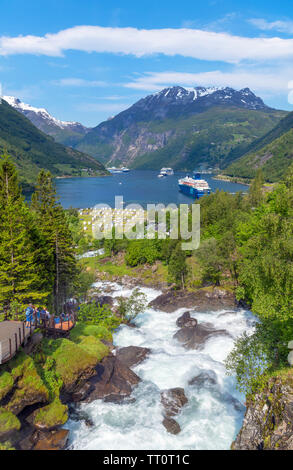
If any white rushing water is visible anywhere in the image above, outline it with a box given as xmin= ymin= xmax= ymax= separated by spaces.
xmin=68 ymin=282 xmax=255 ymax=450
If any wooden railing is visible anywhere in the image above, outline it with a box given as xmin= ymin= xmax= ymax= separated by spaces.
xmin=26 ymin=311 xmax=77 ymax=335
xmin=0 ymin=321 xmax=31 ymax=364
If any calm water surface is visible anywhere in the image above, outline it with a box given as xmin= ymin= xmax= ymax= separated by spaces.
xmin=55 ymin=171 xmax=248 ymax=209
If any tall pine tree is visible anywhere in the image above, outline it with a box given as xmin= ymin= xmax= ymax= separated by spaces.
xmin=31 ymin=170 xmax=77 ymax=314
xmin=0 ymin=154 xmax=48 ymax=311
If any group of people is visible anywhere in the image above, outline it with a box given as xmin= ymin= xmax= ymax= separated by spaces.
xmin=25 ymin=304 xmax=73 ymax=328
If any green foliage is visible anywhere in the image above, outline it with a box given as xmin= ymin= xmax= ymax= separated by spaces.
xmin=224 ymin=112 xmax=293 ymax=182
xmin=0 ymin=408 xmax=21 ymax=437
xmin=78 ymin=302 xmax=120 ymax=330
xmin=125 ymin=239 xmax=163 ymax=266
xmin=248 ymin=169 xmax=265 ymax=207
xmin=41 ymin=338 xmax=98 ymax=389
xmin=0 ymin=99 xmax=106 ymax=190
xmin=0 ymin=440 xmax=15 ymax=450
xmin=225 ymin=329 xmax=268 ymax=394
xmin=167 ymin=243 xmax=189 ymax=288
xmin=222 ymin=167 xmax=293 ymax=393
xmin=32 ymin=399 xmax=68 ymax=430
xmin=70 ymin=322 xmax=113 ymax=342
xmin=31 ymin=170 xmax=77 ymax=313
xmin=78 ymin=103 xmax=284 ymax=170
xmin=74 ymin=335 xmax=109 ymax=359
xmin=0 ymin=155 xmax=49 ymax=309
xmin=4 ymin=352 xmax=49 ymax=414
xmin=116 ymin=288 xmax=147 ymax=322
xmin=0 ymin=372 xmax=14 ymax=401
xmin=73 ymin=270 xmax=96 ymax=302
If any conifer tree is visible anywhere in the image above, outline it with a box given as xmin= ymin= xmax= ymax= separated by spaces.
xmin=248 ymin=168 xmax=265 ymax=207
xmin=31 ymin=170 xmax=77 ymax=314
xmin=0 ymin=154 xmax=48 ymax=311
xmin=168 ymin=243 xmax=189 ymax=289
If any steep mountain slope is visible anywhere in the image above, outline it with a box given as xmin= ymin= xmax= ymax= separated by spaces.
xmin=3 ymin=96 xmax=90 ymax=147
xmin=223 ymin=111 xmax=293 ymax=182
xmin=75 ymin=86 xmax=286 ymax=170
xmin=0 ymin=99 xmax=107 ymax=190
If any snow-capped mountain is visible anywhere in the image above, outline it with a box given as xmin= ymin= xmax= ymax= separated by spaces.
xmin=2 ymin=96 xmax=90 ymax=146
xmin=75 ymin=85 xmax=279 ymax=171
xmin=135 ymin=86 xmax=269 ymax=115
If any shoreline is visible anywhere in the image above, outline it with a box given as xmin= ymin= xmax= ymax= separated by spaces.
xmin=212 ymin=174 xmax=251 ymax=186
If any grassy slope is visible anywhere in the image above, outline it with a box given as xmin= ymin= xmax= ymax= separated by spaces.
xmin=223 ymin=111 xmax=293 ymax=182
xmin=0 ymin=100 xmax=108 ymax=190
xmin=77 ymin=106 xmax=286 ymax=170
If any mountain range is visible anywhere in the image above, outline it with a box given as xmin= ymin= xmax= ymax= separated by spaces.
xmin=4 ymin=86 xmax=292 ymax=182
xmin=3 ymin=96 xmax=90 ymax=147
xmin=0 ymin=98 xmax=107 ymax=190
xmin=74 ymin=86 xmax=286 ymax=171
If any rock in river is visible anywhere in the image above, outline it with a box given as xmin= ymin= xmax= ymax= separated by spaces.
xmin=115 ymin=346 xmax=150 ymax=368
xmin=188 ymin=370 xmax=218 ymax=388
xmin=176 ymin=311 xmax=197 ymax=328
xmin=173 ymin=322 xmax=231 ymax=350
xmin=84 ymin=355 xmax=141 ymax=403
xmin=149 ymin=288 xmax=236 ymax=312
xmin=162 ymin=417 xmax=181 ymax=435
xmin=161 ymin=387 xmax=188 ymax=418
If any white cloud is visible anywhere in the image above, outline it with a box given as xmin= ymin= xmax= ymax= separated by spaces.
xmin=249 ymin=18 xmax=293 ymax=35
xmin=123 ymin=69 xmax=292 ymax=94
xmin=53 ymin=78 xmax=107 ymax=87
xmin=1 ymin=25 xmax=293 ymax=63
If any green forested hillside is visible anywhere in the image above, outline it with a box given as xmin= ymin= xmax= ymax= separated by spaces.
xmin=78 ymin=106 xmax=286 ymax=171
xmin=131 ymin=107 xmax=286 ymax=170
xmin=0 ymin=100 xmax=107 ymax=190
xmin=223 ymin=111 xmax=293 ymax=181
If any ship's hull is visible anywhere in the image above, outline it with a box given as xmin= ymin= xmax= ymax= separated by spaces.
xmin=178 ymin=183 xmax=211 ymax=199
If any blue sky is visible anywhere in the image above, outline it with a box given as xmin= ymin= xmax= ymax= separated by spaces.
xmin=1 ymin=0 xmax=293 ymax=126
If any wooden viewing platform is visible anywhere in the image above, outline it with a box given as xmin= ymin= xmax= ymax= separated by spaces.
xmin=0 ymin=314 xmax=77 ymax=365
xmin=0 ymin=321 xmax=33 ymax=364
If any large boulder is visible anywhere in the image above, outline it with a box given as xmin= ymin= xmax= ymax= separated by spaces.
xmin=44 ymin=338 xmax=101 ymax=397
xmin=115 ymin=346 xmax=150 ymax=368
xmin=149 ymin=288 xmax=236 ymax=312
xmin=5 ymin=354 xmax=49 ymax=415
xmin=95 ymin=295 xmax=114 ymax=308
xmin=84 ymin=355 xmax=141 ymax=403
xmin=232 ymin=378 xmax=293 ymax=450
xmin=32 ymin=429 xmax=69 ymax=450
xmin=162 ymin=417 xmax=181 ymax=435
xmin=173 ymin=322 xmax=231 ymax=350
xmin=161 ymin=388 xmax=188 ymax=418
xmin=0 ymin=408 xmax=21 ymax=440
xmin=26 ymin=400 xmax=68 ymax=431
xmin=188 ymin=371 xmax=218 ymax=388
xmin=176 ymin=312 xmax=197 ymax=328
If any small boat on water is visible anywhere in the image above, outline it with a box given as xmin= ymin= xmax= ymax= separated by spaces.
xmin=160 ymin=167 xmax=174 ymax=175
xmin=178 ymin=172 xmax=211 ymax=199
xmin=158 ymin=167 xmax=174 ymax=178
xmin=107 ymin=166 xmax=130 ymax=174
xmin=107 ymin=167 xmax=122 ymax=174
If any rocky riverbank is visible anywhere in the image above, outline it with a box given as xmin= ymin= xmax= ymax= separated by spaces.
xmin=232 ymin=373 xmax=293 ymax=450
xmin=0 ymin=280 xmax=256 ymax=450
xmin=148 ymin=287 xmax=236 ymax=312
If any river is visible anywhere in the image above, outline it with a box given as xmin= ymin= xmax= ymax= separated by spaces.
xmin=67 ymin=282 xmax=255 ymax=450
xmin=55 ymin=171 xmax=248 ymax=209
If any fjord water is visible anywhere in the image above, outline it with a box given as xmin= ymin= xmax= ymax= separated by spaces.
xmin=55 ymin=171 xmax=248 ymax=208
xmin=67 ymin=283 xmax=255 ymax=450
